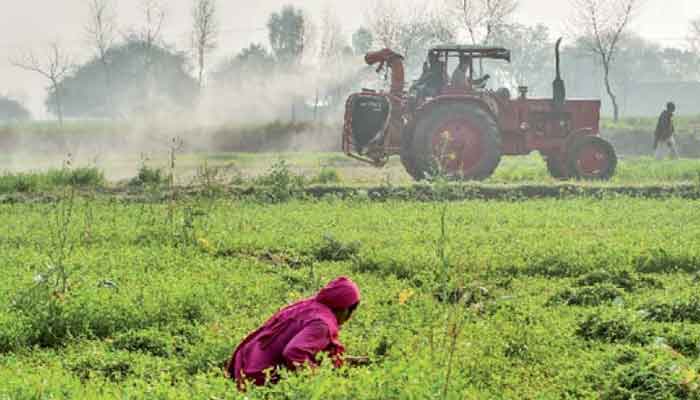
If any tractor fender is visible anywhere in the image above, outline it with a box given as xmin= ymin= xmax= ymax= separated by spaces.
xmin=407 ymin=96 xmax=497 ymax=142
xmin=562 ymin=128 xmax=596 ymax=150
xmin=414 ymin=96 xmax=498 ymax=123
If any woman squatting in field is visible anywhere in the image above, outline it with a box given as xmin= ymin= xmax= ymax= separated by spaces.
xmin=227 ymin=276 xmax=362 ymax=391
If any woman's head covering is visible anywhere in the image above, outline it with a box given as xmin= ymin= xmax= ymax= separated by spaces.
xmin=315 ymin=276 xmax=361 ymax=310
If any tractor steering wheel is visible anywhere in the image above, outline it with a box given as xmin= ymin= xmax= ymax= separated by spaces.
xmin=472 ymin=74 xmax=491 ymax=89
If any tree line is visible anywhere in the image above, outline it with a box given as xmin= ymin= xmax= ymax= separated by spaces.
xmin=3 ymin=0 xmax=700 ymax=123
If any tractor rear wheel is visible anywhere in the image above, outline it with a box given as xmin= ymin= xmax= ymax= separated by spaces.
xmin=409 ymin=103 xmax=502 ymax=180
xmin=566 ymin=136 xmax=617 ymax=180
xmin=400 ymin=129 xmax=419 ymax=179
xmin=544 ymin=153 xmax=570 ymax=179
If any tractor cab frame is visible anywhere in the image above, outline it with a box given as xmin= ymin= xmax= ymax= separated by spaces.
xmin=420 ymin=45 xmax=511 ymax=90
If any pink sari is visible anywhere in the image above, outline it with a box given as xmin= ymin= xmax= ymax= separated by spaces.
xmin=227 ymin=277 xmax=361 ymax=390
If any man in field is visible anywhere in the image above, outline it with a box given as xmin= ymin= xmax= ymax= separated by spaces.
xmin=654 ymin=102 xmax=680 ymax=160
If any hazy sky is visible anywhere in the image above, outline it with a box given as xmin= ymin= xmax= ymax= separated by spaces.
xmin=1 ymin=0 xmax=699 ymax=117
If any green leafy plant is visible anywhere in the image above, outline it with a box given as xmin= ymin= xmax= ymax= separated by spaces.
xmin=577 ymin=311 xmax=650 ymax=344
xmin=313 ymin=234 xmax=360 ymax=262
xmin=130 ymin=164 xmax=164 ymax=187
xmin=548 ymin=285 xmax=625 ymax=307
xmin=603 ymin=349 xmax=699 ymax=400
xmin=642 ymin=297 xmax=700 ymax=323
xmin=576 ymin=269 xmax=663 ymax=292
xmin=254 ymin=160 xmax=306 ymax=202
xmin=313 ymin=168 xmax=341 ymax=185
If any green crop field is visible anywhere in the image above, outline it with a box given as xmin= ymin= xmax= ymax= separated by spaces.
xmin=1 ymin=160 xmax=700 ymax=399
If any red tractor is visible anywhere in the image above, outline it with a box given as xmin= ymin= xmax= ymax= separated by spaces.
xmin=342 ymin=39 xmax=617 ymax=180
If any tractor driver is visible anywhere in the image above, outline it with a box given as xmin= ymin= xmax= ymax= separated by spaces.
xmin=415 ymin=51 xmax=447 ymax=97
xmin=451 ymin=54 xmax=490 ymax=90
xmin=451 ymin=55 xmax=470 ymax=88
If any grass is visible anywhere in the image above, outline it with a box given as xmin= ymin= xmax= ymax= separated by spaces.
xmin=133 ymin=153 xmax=700 ymax=186
xmin=1 ymin=195 xmax=700 ymax=398
xmin=0 ymin=155 xmax=698 ymax=197
xmin=0 ymin=167 xmax=105 ymax=193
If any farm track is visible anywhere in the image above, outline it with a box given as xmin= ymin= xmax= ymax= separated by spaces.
xmin=1 ymin=182 xmax=699 ymax=203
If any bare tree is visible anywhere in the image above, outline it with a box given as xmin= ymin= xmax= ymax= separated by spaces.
xmin=570 ymin=0 xmax=643 ymax=121
xmin=450 ymin=0 xmax=518 ymax=45
xmin=10 ymin=44 xmax=72 ymax=125
xmin=492 ymin=23 xmax=553 ymax=94
xmin=366 ymin=0 xmax=454 ymax=68
xmin=191 ymin=0 xmax=219 ymax=89
xmin=138 ymin=0 xmax=166 ymax=69
xmin=314 ymin=7 xmax=352 ymax=118
xmin=134 ymin=0 xmax=165 ymax=109
xmin=690 ymin=16 xmax=700 ymax=53
xmin=318 ymin=6 xmax=347 ymax=62
xmin=366 ymin=0 xmax=401 ymax=51
xmin=86 ymin=0 xmax=117 ymax=115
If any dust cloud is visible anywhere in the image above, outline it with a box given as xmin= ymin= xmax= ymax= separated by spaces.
xmin=0 ymin=53 xmax=375 ymax=181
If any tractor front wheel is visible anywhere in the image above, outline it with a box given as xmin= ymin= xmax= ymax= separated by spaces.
xmin=409 ymin=103 xmax=502 ymax=180
xmin=566 ymin=136 xmax=617 ymax=180
xmin=544 ymin=152 xmax=570 ymax=180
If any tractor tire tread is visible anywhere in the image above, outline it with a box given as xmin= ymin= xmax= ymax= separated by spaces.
xmin=566 ymin=135 xmax=618 ymax=181
xmin=410 ymin=102 xmax=501 ymax=181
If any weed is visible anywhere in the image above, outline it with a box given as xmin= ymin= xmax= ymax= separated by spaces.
xmin=577 ymin=311 xmax=650 ymax=344
xmin=434 ymin=284 xmax=492 ymax=306
xmin=193 ymin=160 xmax=226 ymax=196
xmin=548 ymin=285 xmax=625 ymax=307
xmin=504 ymin=338 xmax=530 ymax=360
xmin=61 ymin=167 xmax=104 ymax=187
xmin=65 ymin=350 xmax=136 ymax=382
xmin=130 ymin=164 xmax=164 ymax=187
xmin=641 ymin=297 xmax=700 ymax=323
xmin=39 ymin=161 xmax=82 ymax=295
xmin=0 ymin=167 xmax=104 ymax=193
xmin=635 ymin=248 xmax=700 ymax=274
xmin=603 ymin=349 xmax=699 ymax=399
xmin=352 ymin=254 xmax=416 ymax=281
xmin=576 ymin=269 xmax=663 ymax=292
xmin=313 ymin=168 xmax=341 ymax=185
xmin=432 ymin=202 xmax=472 ymax=399
xmin=112 ymin=328 xmax=174 ymax=357
xmin=313 ymin=234 xmax=360 ymax=262
xmin=518 ymin=255 xmax=592 ymax=278
xmin=254 ymin=160 xmax=306 ymax=202
xmin=664 ymin=332 xmax=700 ymax=358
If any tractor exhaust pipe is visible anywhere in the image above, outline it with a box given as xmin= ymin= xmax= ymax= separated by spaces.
xmin=552 ymin=38 xmax=566 ymax=110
